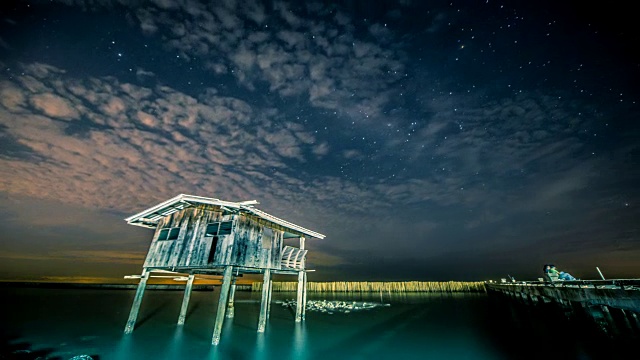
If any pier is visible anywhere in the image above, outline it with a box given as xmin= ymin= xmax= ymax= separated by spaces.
xmin=485 ymin=279 xmax=640 ymax=313
xmin=485 ymin=279 xmax=640 ymax=336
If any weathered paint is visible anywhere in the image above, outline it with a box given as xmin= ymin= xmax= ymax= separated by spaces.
xmin=144 ymin=206 xmax=227 ymax=268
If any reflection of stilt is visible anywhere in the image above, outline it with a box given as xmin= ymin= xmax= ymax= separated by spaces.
xmin=124 ymin=270 xmax=149 ymax=334
xmin=630 ymin=312 xmax=640 ymax=330
xmin=178 ymin=274 xmax=195 ymax=325
xmin=212 ymin=266 xmax=233 ymax=345
xmin=258 ymin=268 xmax=271 ymax=332
xmin=292 ymin=322 xmax=307 ymax=360
xmin=600 ymin=305 xmax=619 ymax=336
xmin=226 ymin=277 xmax=236 ymax=319
xmin=619 ymin=309 xmax=634 ymax=332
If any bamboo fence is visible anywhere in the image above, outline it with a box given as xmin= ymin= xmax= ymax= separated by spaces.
xmin=251 ymin=281 xmax=485 ymax=293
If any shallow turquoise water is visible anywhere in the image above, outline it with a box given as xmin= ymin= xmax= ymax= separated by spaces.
xmin=0 ymin=287 xmax=635 ymax=359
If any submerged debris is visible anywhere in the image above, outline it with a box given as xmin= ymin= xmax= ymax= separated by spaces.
xmin=277 ymin=299 xmax=390 ymax=314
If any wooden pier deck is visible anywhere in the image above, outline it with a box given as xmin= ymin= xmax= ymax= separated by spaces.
xmin=485 ymin=279 xmax=640 ymax=313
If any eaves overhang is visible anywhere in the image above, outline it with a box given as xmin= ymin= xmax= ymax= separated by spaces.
xmin=125 ymin=194 xmax=325 ymax=239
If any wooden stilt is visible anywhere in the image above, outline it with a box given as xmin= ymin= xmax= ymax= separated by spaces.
xmin=302 ymin=271 xmax=308 ymax=320
xmin=257 ymin=268 xmax=271 ymax=332
xmin=212 ymin=266 xmax=233 ymax=345
xmin=295 ymin=236 xmax=306 ymax=322
xmin=266 ymin=279 xmax=273 ymax=319
xmin=295 ymin=270 xmax=304 ymax=322
xmin=226 ymin=277 xmax=236 ymax=319
xmin=177 ymin=274 xmax=195 ymax=325
xmin=124 ymin=269 xmax=150 ymax=334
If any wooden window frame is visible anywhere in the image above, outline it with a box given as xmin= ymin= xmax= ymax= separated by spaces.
xmin=158 ymin=227 xmax=180 ymax=241
xmin=205 ymin=221 xmax=233 ymax=237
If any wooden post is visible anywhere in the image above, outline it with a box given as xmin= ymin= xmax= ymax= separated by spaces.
xmin=302 ymin=271 xmax=308 ymax=320
xmin=177 ymin=274 xmax=195 ymax=325
xmin=295 ymin=237 xmax=306 ymax=322
xmin=212 ymin=266 xmax=233 ymax=345
xmin=257 ymin=268 xmax=271 ymax=332
xmin=124 ymin=269 xmax=150 ymax=334
xmin=266 ymin=279 xmax=273 ymax=319
xmin=226 ymin=277 xmax=236 ymax=319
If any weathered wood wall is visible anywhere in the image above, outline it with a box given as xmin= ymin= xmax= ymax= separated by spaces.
xmin=144 ymin=205 xmax=228 ymax=268
xmin=143 ymin=206 xmax=287 ymax=270
xmin=232 ymin=215 xmax=283 ymax=269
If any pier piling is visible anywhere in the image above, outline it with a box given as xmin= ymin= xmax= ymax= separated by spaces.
xmin=177 ymin=274 xmax=195 ymax=325
xmin=124 ymin=270 xmax=149 ymax=334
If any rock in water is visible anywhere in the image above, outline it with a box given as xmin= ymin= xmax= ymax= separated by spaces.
xmin=69 ymin=355 xmax=94 ymax=360
xmin=280 ymin=299 xmax=390 ymax=314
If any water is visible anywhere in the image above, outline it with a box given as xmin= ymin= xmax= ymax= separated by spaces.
xmin=1 ymin=287 xmax=636 ymax=359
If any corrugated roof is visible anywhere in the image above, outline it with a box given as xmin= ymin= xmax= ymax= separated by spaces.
xmin=124 ymin=194 xmax=325 ymax=239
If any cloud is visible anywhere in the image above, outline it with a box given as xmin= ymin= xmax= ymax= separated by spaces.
xmin=0 ymin=63 xmax=328 ymax=215
xmin=30 ymin=93 xmax=80 ymax=120
xmin=0 ymin=82 xmax=27 ymax=110
xmin=53 ymin=0 xmax=408 ymax=123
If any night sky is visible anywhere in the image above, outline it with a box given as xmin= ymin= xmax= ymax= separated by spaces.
xmin=1 ymin=0 xmax=638 ymax=283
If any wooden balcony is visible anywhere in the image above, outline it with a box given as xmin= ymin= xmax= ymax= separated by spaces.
xmin=280 ymin=246 xmax=307 ymax=270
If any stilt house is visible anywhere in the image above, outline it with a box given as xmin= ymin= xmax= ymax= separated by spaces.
xmin=122 ymin=194 xmax=325 ymax=345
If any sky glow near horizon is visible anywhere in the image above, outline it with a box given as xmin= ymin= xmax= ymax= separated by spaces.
xmin=0 ymin=0 xmax=638 ymax=282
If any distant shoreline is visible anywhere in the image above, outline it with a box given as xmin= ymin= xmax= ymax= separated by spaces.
xmin=0 ymin=281 xmax=220 ymax=291
xmin=1 ymin=280 xmax=486 ymax=292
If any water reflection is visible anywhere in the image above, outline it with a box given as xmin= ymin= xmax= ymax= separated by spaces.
xmin=111 ymin=334 xmax=133 ymax=360
xmin=206 ymin=344 xmax=223 ymax=360
xmin=486 ymin=290 xmax=640 ymax=359
xmin=165 ymin=327 xmax=185 ymax=360
xmin=291 ymin=322 xmax=308 ymax=360
xmin=253 ymin=332 xmax=268 ymax=360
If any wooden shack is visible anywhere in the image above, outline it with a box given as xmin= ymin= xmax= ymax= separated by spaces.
xmin=122 ymin=194 xmax=325 ymax=345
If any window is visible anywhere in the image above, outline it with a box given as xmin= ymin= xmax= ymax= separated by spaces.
xmin=158 ymin=227 xmax=180 ymax=241
xmin=205 ymin=221 xmax=233 ymax=237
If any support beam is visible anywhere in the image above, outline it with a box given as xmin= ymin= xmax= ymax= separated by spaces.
xmin=226 ymin=277 xmax=237 ymax=319
xmin=258 ymin=268 xmax=271 ymax=332
xmin=212 ymin=266 xmax=233 ymax=345
xmin=177 ymin=274 xmax=195 ymax=325
xmin=124 ymin=269 xmax=150 ymax=334
xmin=295 ymin=237 xmax=306 ymax=322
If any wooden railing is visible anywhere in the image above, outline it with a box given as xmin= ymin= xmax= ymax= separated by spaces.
xmin=280 ymin=246 xmax=307 ymax=270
